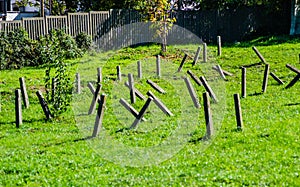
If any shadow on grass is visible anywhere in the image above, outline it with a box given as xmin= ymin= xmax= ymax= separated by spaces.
xmin=248 ymin=92 xmax=263 ymax=96
xmin=223 ymin=35 xmax=300 ymax=47
xmin=284 ymin=103 xmax=300 ymax=106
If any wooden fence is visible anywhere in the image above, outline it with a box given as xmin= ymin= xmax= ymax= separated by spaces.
xmin=0 ymin=6 xmax=290 ymax=45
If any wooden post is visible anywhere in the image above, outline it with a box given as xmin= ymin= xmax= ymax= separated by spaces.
xmin=252 ymin=46 xmax=266 ymax=63
xmin=215 ymin=64 xmax=226 ymax=80
xmin=124 ymin=81 xmax=146 ymax=100
xmin=234 ymin=93 xmax=243 ymax=130
xmin=15 ymin=89 xmax=22 ymax=128
xmin=212 ymin=66 xmax=233 ymax=76
xmin=187 ymin=70 xmax=202 ymax=86
xmin=262 ymin=64 xmax=270 ymax=93
xmin=97 ymin=67 xmax=102 ymax=83
xmin=192 ymin=46 xmax=201 ymax=66
xmin=117 ymin=66 xmax=121 ymax=81
xmin=128 ymin=73 xmax=136 ymax=104
xmin=146 ymin=79 xmax=166 ymax=94
xmin=92 ymin=94 xmax=106 ymax=137
xmin=217 ymin=36 xmax=221 ymax=56
xmin=241 ymin=67 xmax=246 ymax=98
xmin=285 ymin=74 xmax=300 ymax=89
xmin=88 ymin=83 xmax=102 ymax=115
xmin=270 ymin=72 xmax=284 ymax=85
xmin=119 ymin=98 xmax=146 ymax=121
xmin=36 ymin=90 xmax=52 ymax=120
xmin=183 ymin=77 xmax=200 ymax=108
xmin=286 ymin=64 xmax=300 ymax=74
xmin=203 ymin=92 xmax=213 ymax=139
xmin=76 ymin=73 xmax=81 ymax=94
xmin=130 ymin=97 xmax=153 ymax=129
xmin=87 ymin=82 xmax=96 ymax=95
xmin=156 ymin=55 xmax=161 ymax=77
xmin=177 ymin=53 xmax=188 ymax=72
xmin=199 ymin=76 xmax=218 ymax=103
xmin=137 ymin=61 xmax=142 ymax=79
xmin=19 ymin=77 xmax=29 ymax=108
xmin=203 ymin=43 xmax=207 ymax=63
xmin=147 ymin=91 xmax=173 ymax=116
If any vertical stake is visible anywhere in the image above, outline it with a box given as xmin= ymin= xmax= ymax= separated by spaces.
xmin=36 ymin=90 xmax=52 ymax=120
xmin=137 ymin=61 xmax=142 ymax=79
xmin=262 ymin=64 xmax=270 ymax=93
xmin=217 ymin=36 xmax=222 ymax=56
xmin=88 ymin=83 xmax=102 ymax=115
xmin=192 ymin=46 xmax=201 ymax=66
xmin=128 ymin=73 xmax=136 ymax=104
xmin=177 ymin=53 xmax=188 ymax=72
xmin=183 ymin=77 xmax=200 ymax=108
xmin=234 ymin=93 xmax=243 ymax=130
xmin=241 ymin=67 xmax=246 ymax=98
xmin=92 ymin=94 xmax=107 ymax=137
xmin=203 ymin=92 xmax=213 ymax=139
xmin=203 ymin=43 xmax=207 ymax=63
xmin=130 ymin=97 xmax=153 ymax=129
xmin=19 ymin=77 xmax=29 ymax=108
xmin=76 ymin=73 xmax=81 ymax=94
xmin=199 ymin=76 xmax=218 ymax=103
xmin=156 ymin=55 xmax=161 ymax=78
xmin=97 ymin=67 xmax=102 ymax=83
xmin=15 ymin=89 xmax=22 ymax=128
xmin=117 ymin=66 xmax=121 ymax=81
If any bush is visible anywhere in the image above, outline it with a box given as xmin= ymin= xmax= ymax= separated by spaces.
xmin=0 ymin=28 xmax=36 ymax=69
xmin=75 ymin=32 xmax=92 ymax=52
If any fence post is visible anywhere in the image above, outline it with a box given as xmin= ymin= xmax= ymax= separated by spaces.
xmin=128 ymin=73 xmax=136 ymax=104
xmin=147 ymin=91 xmax=173 ymax=116
xmin=183 ymin=77 xmax=200 ymax=108
xmin=19 ymin=77 xmax=29 ymax=108
xmin=203 ymin=92 xmax=213 ymax=139
xmin=252 ymin=46 xmax=266 ymax=63
xmin=92 ymin=94 xmax=106 ymax=137
xmin=199 ymin=76 xmax=218 ymax=103
xmin=217 ymin=36 xmax=221 ymax=56
xmin=88 ymin=83 xmax=102 ymax=115
xmin=241 ymin=67 xmax=246 ymax=98
xmin=76 ymin=73 xmax=81 ymax=94
xmin=177 ymin=53 xmax=188 ymax=72
xmin=137 ymin=61 xmax=142 ymax=79
xmin=130 ymin=97 xmax=153 ymax=129
xmin=156 ymin=55 xmax=161 ymax=77
xmin=187 ymin=70 xmax=202 ymax=86
xmin=203 ymin=43 xmax=207 ymax=63
xmin=87 ymin=82 xmax=96 ymax=95
xmin=36 ymin=90 xmax=52 ymax=120
xmin=234 ymin=93 xmax=243 ymax=130
xmin=146 ymin=79 xmax=166 ymax=94
xmin=262 ymin=64 xmax=270 ymax=93
xmin=215 ymin=65 xmax=226 ymax=80
xmin=119 ymin=98 xmax=146 ymax=121
xmin=270 ymin=72 xmax=284 ymax=85
xmin=15 ymin=89 xmax=22 ymax=128
xmin=117 ymin=66 xmax=121 ymax=81
xmin=97 ymin=67 xmax=102 ymax=83
xmin=192 ymin=46 xmax=201 ymax=66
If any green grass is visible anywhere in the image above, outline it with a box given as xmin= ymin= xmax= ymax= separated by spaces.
xmin=1 ymin=36 xmax=300 ymax=186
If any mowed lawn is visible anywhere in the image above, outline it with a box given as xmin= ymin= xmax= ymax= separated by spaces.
xmin=0 ymin=36 xmax=300 ymax=186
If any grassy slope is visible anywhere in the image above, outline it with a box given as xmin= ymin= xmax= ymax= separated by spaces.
xmin=0 ymin=37 xmax=300 ymax=186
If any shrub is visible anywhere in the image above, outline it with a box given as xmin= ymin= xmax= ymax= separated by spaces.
xmin=75 ymin=32 xmax=92 ymax=52
xmin=0 ymin=28 xmax=36 ymax=69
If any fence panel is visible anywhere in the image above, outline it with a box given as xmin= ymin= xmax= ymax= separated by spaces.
xmin=68 ymin=13 xmax=90 ymax=37
xmin=46 ymin=15 xmax=68 ymax=34
xmin=0 ymin=21 xmax=22 ymax=33
xmin=22 ymin=17 xmax=45 ymax=40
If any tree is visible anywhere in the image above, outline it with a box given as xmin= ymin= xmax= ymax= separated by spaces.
xmin=134 ymin=0 xmax=176 ymax=54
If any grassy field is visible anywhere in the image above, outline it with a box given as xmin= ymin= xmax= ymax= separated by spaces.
xmin=1 ymin=36 xmax=300 ymax=186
